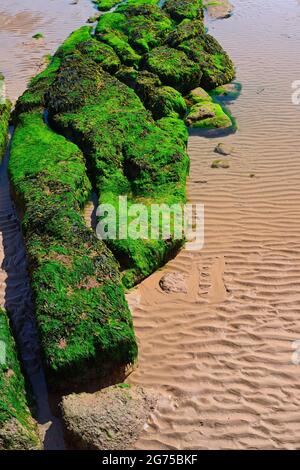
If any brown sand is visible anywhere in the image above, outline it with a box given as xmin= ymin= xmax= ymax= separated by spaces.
xmin=127 ymin=0 xmax=300 ymax=450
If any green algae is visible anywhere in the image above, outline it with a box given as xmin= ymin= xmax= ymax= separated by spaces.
xmin=0 ymin=309 xmax=40 ymax=449
xmin=95 ymin=0 xmax=121 ymax=11
xmin=9 ymin=112 xmax=137 ymax=385
xmin=145 ymin=46 xmax=202 ymax=93
xmin=9 ymin=0 xmax=237 ymax=387
xmin=44 ymin=53 xmax=189 ymax=286
xmin=185 ymin=85 xmax=232 ymax=129
xmin=163 ymin=0 xmax=204 ymax=22
xmin=0 ymin=102 xmax=10 ymax=160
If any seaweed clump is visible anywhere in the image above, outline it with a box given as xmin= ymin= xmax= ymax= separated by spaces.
xmin=0 ymin=309 xmax=40 ymax=449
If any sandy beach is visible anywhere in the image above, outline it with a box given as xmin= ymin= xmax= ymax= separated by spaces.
xmin=1 ymin=0 xmax=300 ymax=451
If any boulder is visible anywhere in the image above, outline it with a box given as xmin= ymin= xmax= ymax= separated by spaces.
xmin=185 ymin=101 xmax=232 ymax=129
xmin=61 ymin=385 xmax=158 ymax=450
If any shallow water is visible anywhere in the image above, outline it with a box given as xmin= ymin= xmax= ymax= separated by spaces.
xmin=127 ymin=0 xmax=300 ymax=450
xmin=0 ymin=0 xmax=95 ymax=102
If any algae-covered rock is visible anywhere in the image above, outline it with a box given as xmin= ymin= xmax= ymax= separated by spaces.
xmin=163 ymin=0 xmax=204 ymax=22
xmin=186 ymin=85 xmax=234 ymax=130
xmin=0 ymin=72 xmax=11 ymax=160
xmin=0 ymin=309 xmax=40 ymax=450
xmin=186 ymin=101 xmax=232 ymax=129
xmin=133 ymin=71 xmax=186 ymax=119
xmin=145 ymin=46 xmax=202 ymax=93
xmin=215 ymin=142 xmax=233 ymax=156
xmin=210 ymin=82 xmax=242 ymax=101
xmin=77 ymin=39 xmax=121 ymax=73
xmin=61 ymin=384 xmax=158 ymax=450
xmin=147 ymin=86 xmax=187 ymax=120
xmin=188 ymin=86 xmax=212 ymax=104
xmin=45 ymin=52 xmax=189 ymax=287
xmin=96 ymin=0 xmax=121 ymax=11
xmin=159 ymin=271 xmax=188 ymax=294
xmin=204 ymin=0 xmax=233 ymax=19
xmin=95 ymin=13 xmax=142 ymax=66
xmin=9 ymin=111 xmax=138 ymax=386
xmin=115 ymin=3 xmax=173 ymax=53
xmin=211 ymin=159 xmax=230 ymax=169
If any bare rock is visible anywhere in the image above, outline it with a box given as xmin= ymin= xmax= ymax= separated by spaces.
xmin=215 ymin=142 xmax=233 ymax=156
xmin=159 ymin=271 xmax=188 ymax=294
xmin=61 ymin=385 xmax=158 ymax=450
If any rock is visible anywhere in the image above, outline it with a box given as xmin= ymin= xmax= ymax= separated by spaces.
xmin=159 ymin=271 xmax=188 ymax=294
xmin=0 ymin=417 xmax=40 ymax=450
xmin=185 ymin=101 xmax=232 ymax=129
xmin=210 ymin=82 xmax=241 ymax=101
xmin=204 ymin=0 xmax=234 ymax=19
xmin=215 ymin=142 xmax=233 ymax=156
xmin=145 ymin=46 xmax=202 ymax=93
xmin=188 ymin=86 xmax=212 ymax=104
xmin=211 ymin=159 xmax=230 ymax=169
xmin=61 ymin=385 xmax=158 ymax=450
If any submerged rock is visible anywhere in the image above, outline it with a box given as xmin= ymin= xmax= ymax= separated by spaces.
xmin=61 ymin=384 xmax=158 ymax=450
xmin=159 ymin=272 xmax=188 ymax=294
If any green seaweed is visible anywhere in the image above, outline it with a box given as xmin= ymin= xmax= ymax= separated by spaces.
xmin=45 ymin=53 xmax=189 ymax=286
xmin=9 ymin=112 xmax=137 ymax=384
xmin=0 ymin=309 xmax=40 ymax=449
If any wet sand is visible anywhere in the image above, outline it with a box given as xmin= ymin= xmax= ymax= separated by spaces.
xmin=0 ymin=0 xmax=95 ymax=102
xmin=127 ymin=0 xmax=300 ymax=450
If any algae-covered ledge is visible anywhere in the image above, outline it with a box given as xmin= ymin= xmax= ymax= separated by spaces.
xmin=10 ymin=0 xmax=235 ymax=387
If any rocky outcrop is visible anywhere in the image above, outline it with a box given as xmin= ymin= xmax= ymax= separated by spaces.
xmin=186 ymin=86 xmax=232 ymax=129
xmin=61 ymin=384 xmax=157 ymax=450
xmin=0 ymin=309 xmax=41 ymax=450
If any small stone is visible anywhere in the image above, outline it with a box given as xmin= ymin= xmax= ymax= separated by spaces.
xmin=159 ymin=272 xmax=188 ymax=294
xmin=211 ymin=159 xmax=230 ymax=169
xmin=215 ymin=143 xmax=233 ymax=156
